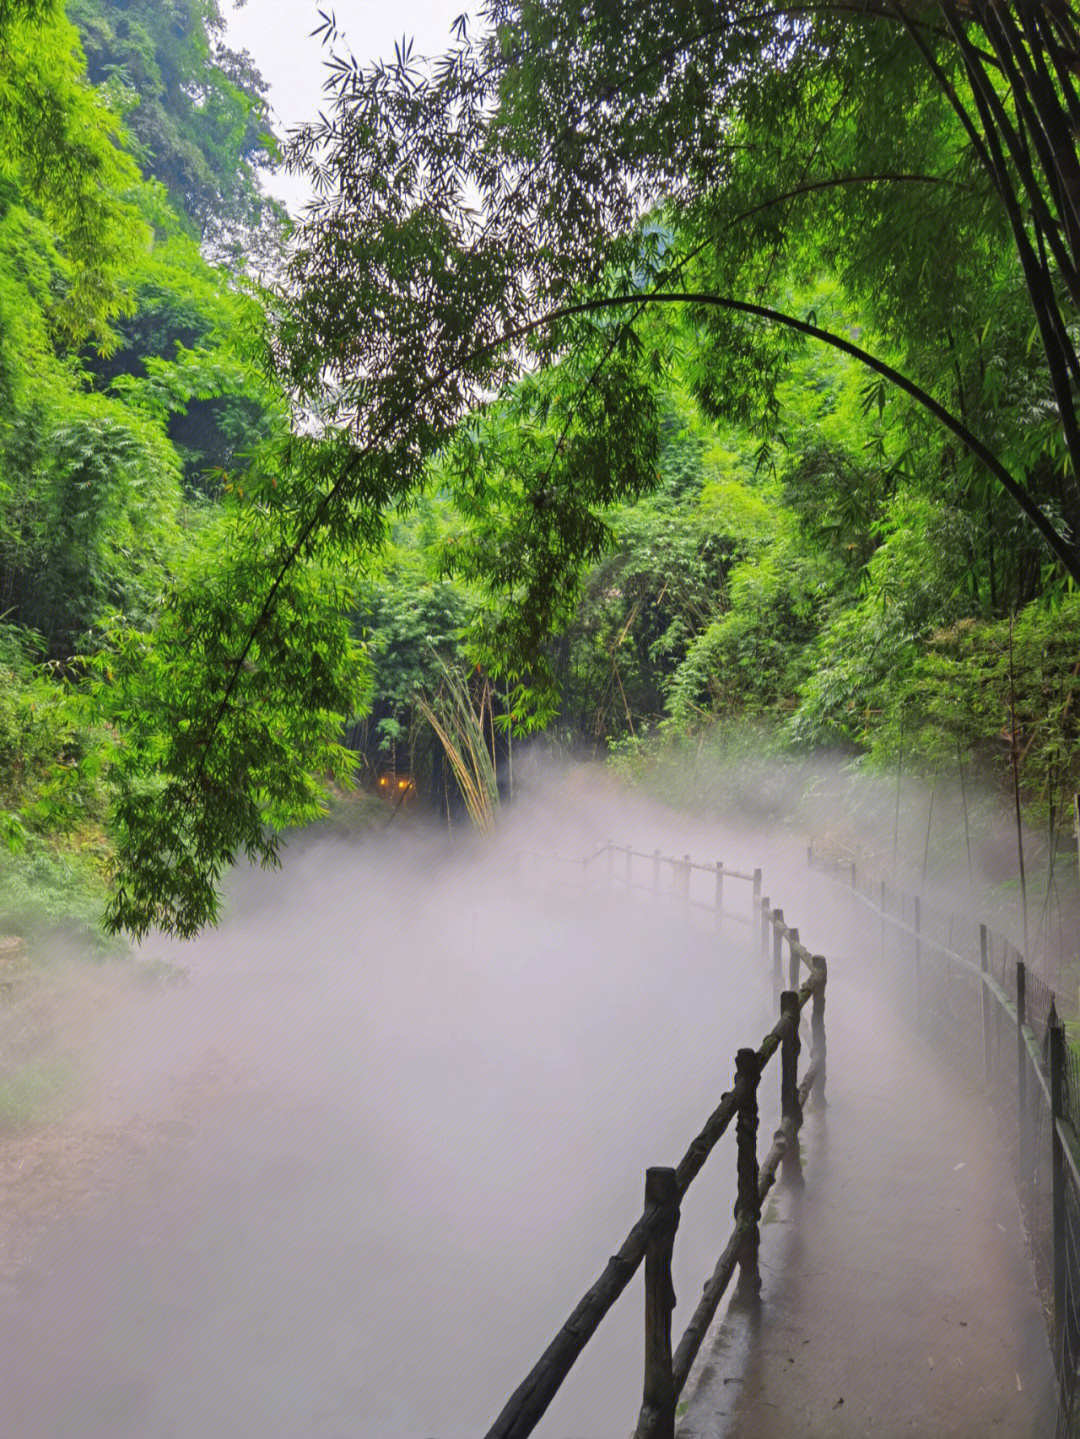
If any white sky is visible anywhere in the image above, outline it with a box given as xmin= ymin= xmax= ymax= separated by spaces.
xmin=223 ymin=0 xmax=478 ymax=213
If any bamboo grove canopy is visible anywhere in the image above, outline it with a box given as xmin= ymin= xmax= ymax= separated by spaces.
xmin=105 ymin=0 xmax=1080 ymax=934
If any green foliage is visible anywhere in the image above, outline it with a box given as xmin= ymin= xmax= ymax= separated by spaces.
xmin=68 ymin=0 xmax=281 ymax=249
xmin=87 ymin=188 xmax=283 ymax=494
xmin=0 ymin=1055 xmax=75 ymax=1125
xmin=0 ymin=390 xmax=183 ymax=653
xmin=553 ymin=411 xmax=727 ymax=741
xmin=417 ymin=661 xmax=500 ymax=835
xmin=0 ymin=0 xmax=145 ymax=349
xmin=443 ymin=331 xmax=665 ymax=716
xmin=0 ymin=626 xmax=103 ymax=831
xmin=262 ymin=1 xmax=1080 ymax=750
xmin=9 ymin=0 xmax=1080 ymax=934
xmin=357 ymin=508 xmax=472 ymax=729
xmin=0 ymin=0 xmax=353 ymax=945
xmin=0 ymin=623 xmax=112 ymax=940
xmin=789 ymin=493 xmax=979 ymax=752
xmin=97 ymin=509 xmax=367 ymax=939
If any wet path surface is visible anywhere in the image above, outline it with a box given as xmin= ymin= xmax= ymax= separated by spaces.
xmin=678 ymin=957 xmax=1057 ymax=1438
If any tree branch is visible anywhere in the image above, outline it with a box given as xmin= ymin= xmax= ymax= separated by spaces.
xmin=499 ymin=290 xmax=1079 ymax=583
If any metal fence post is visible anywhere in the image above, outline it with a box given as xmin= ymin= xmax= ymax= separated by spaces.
xmin=1050 ymin=1022 xmax=1067 ymax=1369
xmin=979 ymin=924 xmax=992 ymax=1084
xmin=734 ymin=1048 xmax=762 ymax=1299
xmin=636 ymin=1167 xmax=680 ymax=1439
xmin=811 ymin=958 xmax=828 ymax=1108
xmin=1017 ymin=958 xmax=1028 ymax=1192
xmin=715 ymin=862 xmax=724 ymax=939
xmin=788 ymin=928 xmax=800 ymax=992
xmin=780 ymin=991 xmax=804 ymax=1188
xmin=752 ymin=867 xmax=762 ymax=922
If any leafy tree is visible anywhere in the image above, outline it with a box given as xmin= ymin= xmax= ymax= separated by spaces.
xmin=0 ymin=0 xmax=144 ymax=349
xmin=99 ymin=502 xmax=366 ymax=938
xmin=0 ymin=621 xmax=114 ymax=939
xmin=553 ymin=412 xmax=732 ymax=743
xmin=268 ymin=2 xmax=1080 ymax=594
xmin=350 ymin=504 xmax=473 ymax=776
xmin=0 ymin=0 xmax=315 ymax=943
xmin=90 ymin=0 xmax=1080 ymax=931
xmin=0 ymin=190 xmax=184 ymax=656
xmin=0 ymin=392 xmax=183 ymax=653
xmin=97 ymin=196 xmax=283 ymax=496
xmin=69 ymin=0 xmax=281 ymax=251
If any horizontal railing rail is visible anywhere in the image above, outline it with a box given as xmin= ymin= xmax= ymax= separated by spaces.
xmin=518 ymin=840 xmax=762 ymax=933
xmin=486 ymin=848 xmax=826 ymax=1439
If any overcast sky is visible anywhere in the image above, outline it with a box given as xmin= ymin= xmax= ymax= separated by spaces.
xmin=223 ymin=0 xmax=476 ymax=212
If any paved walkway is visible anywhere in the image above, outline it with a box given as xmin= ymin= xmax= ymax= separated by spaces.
xmin=677 ymin=963 xmax=1057 ymax=1438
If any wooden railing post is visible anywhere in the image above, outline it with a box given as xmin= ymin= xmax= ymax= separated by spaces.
xmin=715 ymin=862 xmax=724 ymax=938
xmin=734 ymin=1048 xmax=762 ymax=1299
xmin=683 ymin=854 xmax=691 ymax=917
xmin=979 ymin=924 xmax=993 ymax=1083
xmin=913 ymin=894 xmax=922 ymax=1030
xmin=636 ymin=1167 xmax=680 ymax=1439
xmin=1017 ymin=959 xmax=1029 ymax=1211
xmin=811 ymin=959 xmax=828 ymax=1108
xmin=760 ymin=897 xmax=771 ymax=960
xmin=772 ymin=910 xmax=783 ymax=988
xmin=1050 ymin=1021 xmax=1067 ymax=1369
xmin=653 ymin=849 xmax=661 ymax=905
xmin=788 ymin=928 xmax=800 ymax=991
xmin=780 ymin=991 xmax=804 ymax=1187
xmin=752 ymin=867 xmax=762 ymax=921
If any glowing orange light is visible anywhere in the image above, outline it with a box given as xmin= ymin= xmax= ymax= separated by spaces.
xmin=398 ymin=780 xmax=407 ymax=789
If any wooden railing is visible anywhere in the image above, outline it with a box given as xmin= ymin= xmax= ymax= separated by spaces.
xmin=517 ymin=840 xmax=762 ymax=933
xmin=486 ymin=847 xmax=827 ymax=1439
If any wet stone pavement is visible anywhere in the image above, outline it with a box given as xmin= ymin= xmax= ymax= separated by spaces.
xmin=677 ymin=963 xmax=1057 ymax=1439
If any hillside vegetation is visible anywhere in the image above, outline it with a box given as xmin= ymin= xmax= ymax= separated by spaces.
xmin=1 ymin=0 xmax=1079 ymax=949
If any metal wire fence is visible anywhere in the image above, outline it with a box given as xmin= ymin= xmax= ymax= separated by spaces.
xmin=809 ymin=847 xmax=1078 ymax=1437
xmin=1059 ymin=1176 xmax=1080 ymax=1437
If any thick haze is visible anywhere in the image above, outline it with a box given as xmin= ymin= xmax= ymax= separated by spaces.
xmin=0 ymin=769 xmax=814 ymax=1439
xmin=0 ymin=759 xmax=1061 ymax=1436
